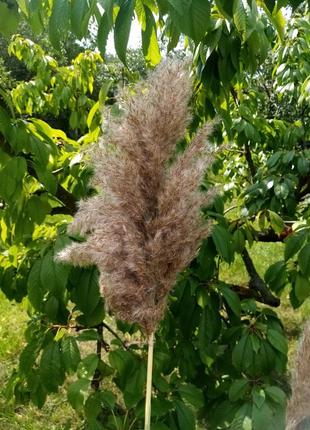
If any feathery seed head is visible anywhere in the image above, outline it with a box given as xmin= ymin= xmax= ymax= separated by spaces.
xmin=56 ymin=60 xmax=217 ymax=334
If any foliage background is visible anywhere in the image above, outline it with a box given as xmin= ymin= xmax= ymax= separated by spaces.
xmin=0 ymin=0 xmax=309 ymax=429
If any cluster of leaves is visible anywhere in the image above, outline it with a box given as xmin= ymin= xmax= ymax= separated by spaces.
xmin=0 ymin=1 xmax=309 ymax=429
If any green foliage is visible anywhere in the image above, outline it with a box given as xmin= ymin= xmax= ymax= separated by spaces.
xmin=0 ymin=1 xmax=309 ymax=429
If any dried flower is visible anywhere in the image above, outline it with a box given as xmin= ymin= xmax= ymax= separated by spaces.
xmin=56 ymin=61 xmax=216 ymax=334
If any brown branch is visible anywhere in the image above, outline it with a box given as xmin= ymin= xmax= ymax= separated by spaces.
xmin=52 ymin=185 xmax=77 ymax=216
xmin=241 ymin=248 xmax=280 ymax=307
xmin=91 ymin=325 xmax=103 ymax=391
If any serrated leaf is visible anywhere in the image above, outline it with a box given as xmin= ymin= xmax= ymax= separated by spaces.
xmin=295 ymin=273 xmax=310 ymax=303
xmin=212 ymin=225 xmax=234 ymax=263
xmin=97 ymin=10 xmax=113 ymax=57
xmin=267 ymin=329 xmax=288 ymax=355
xmin=77 ymin=353 xmax=99 ymax=379
xmin=0 ymin=2 xmax=19 ymax=37
xmin=264 ymin=261 xmax=287 ymax=293
xmin=39 ymin=342 xmax=65 ymax=392
xmin=172 ymin=0 xmax=211 ymax=43
xmin=298 ymin=243 xmax=310 ymax=278
xmin=284 ymin=232 xmax=306 ymax=261
xmin=71 ymin=0 xmax=89 ymax=39
xmin=67 ymin=378 xmax=90 ymax=410
xmin=34 ymin=164 xmax=57 ymax=194
xmin=28 ymin=259 xmax=44 ymax=311
xmin=19 ymin=341 xmax=39 ymax=374
xmin=265 ymin=386 xmax=286 ymax=405
xmin=124 ymin=365 xmax=146 ymax=408
xmin=100 ymin=390 xmax=116 ymax=408
xmin=40 ymin=250 xmax=69 ymax=299
xmin=71 ymin=267 xmax=101 ymax=315
xmin=142 ymin=6 xmax=161 ymax=66
xmin=76 ymin=329 xmax=100 ymax=342
xmin=233 ymin=0 xmax=247 ymax=39
xmin=178 ymin=383 xmax=204 ymax=409
xmin=61 ymin=336 xmax=81 ymax=373
xmin=175 ymin=400 xmax=195 ymax=430
xmin=87 ymin=101 xmax=99 ymax=130
xmin=114 ymin=0 xmax=135 ymax=64
xmin=229 ymin=379 xmax=249 ymax=402
xmin=219 ymin=284 xmax=241 ymax=317
xmin=268 ymin=210 xmax=285 ymax=234
xmin=49 ymin=0 xmax=70 ymax=49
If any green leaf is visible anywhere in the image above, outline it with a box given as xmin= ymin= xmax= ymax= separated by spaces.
xmin=232 ymin=334 xmax=254 ymax=372
xmin=212 ymin=225 xmax=234 ymax=263
xmin=229 ymin=379 xmax=249 ymax=402
xmin=100 ymin=390 xmax=116 ymax=408
xmin=71 ymin=267 xmax=101 ymax=315
xmin=61 ymin=336 xmax=81 ymax=373
xmin=175 ymin=399 xmax=195 ymax=430
xmin=40 ymin=251 xmax=69 ymax=299
xmin=295 ymin=273 xmax=310 ymax=303
xmin=78 ymin=354 xmax=99 ymax=379
xmin=114 ymin=0 xmax=135 ymax=64
xmin=84 ymin=393 xmax=102 ymax=421
xmin=49 ymin=0 xmax=70 ymax=49
xmin=76 ymin=329 xmax=100 ymax=342
xmin=97 ymin=10 xmax=113 ymax=57
xmin=0 ymin=2 xmax=19 ymax=37
xmin=298 ymin=243 xmax=310 ymax=278
xmin=0 ymin=106 xmax=11 ymax=138
xmin=109 ymin=349 xmax=135 ymax=390
xmin=142 ymin=6 xmax=161 ymax=67
xmin=178 ymin=383 xmax=204 ymax=409
xmin=44 ymin=295 xmax=59 ymax=320
xmin=264 ymin=261 xmax=287 ymax=293
xmin=219 ymin=284 xmax=241 ymax=317
xmin=284 ymin=232 xmax=306 ymax=261
xmin=267 ymin=329 xmax=288 ymax=355
xmin=0 ymin=156 xmax=26 ymax=201
xmin=19 ymin=341 xmax=39 ymax=374
xmin=87 ymin=101 xmax=100 ymax=130
xmin=268 ymin=210 xmax=285 ymax=234
xmin=67 ymin=378 xmax=90 ymax=410
xmin=171 ymin=0 xmax=211 ymax=43
xmin=233 ymin=0 xmax=247 ymax=39
xmin=71 ymin=0 xmax=89 ymax=39
xmin=252 ymin=387 xmax=265 ymax=409
xmin=27 ymin=195 xmax=51 ymax=224
xmin=39 ymin=342 xmax=65 ymax=392
xmin=34 ymin=164 xmax=57 ymax=194
xmin=28 ymin=259 xmax=44 ymax=311
xmin=124 ymin=365 xmax=146 ymax=408
xmin=265 ymin=386 xmax=286 ymax=405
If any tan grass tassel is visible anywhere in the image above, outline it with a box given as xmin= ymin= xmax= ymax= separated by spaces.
xmin=286 ymin=320 xmax=310 ymax=430
xmin=56 ymin=60 xmax=216 ymax=428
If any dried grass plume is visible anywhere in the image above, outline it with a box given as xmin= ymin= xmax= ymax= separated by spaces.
xmin=56 ymin=61 xmax=216 ymax=334
xmin=286 ymin=320 xmax=310 ymax=430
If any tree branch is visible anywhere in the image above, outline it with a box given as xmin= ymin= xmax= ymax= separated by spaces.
xmin=91 ymin=325 xmax=103 ymax=391
xmin=241 ymin=248 xmax=280 ymax=307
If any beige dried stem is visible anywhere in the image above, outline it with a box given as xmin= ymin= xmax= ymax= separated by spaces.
xmin=286 ymin=320 xmax=310 ymax=430
xmin=56 ymin=60 xmax=217 ymax=430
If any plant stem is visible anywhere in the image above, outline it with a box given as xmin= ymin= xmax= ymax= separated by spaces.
xmin=144 ymin=332 xmax=154 ymax=430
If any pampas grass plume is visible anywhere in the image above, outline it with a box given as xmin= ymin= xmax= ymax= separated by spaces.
xmin=56 ymin=61 xmax=216 ymax=334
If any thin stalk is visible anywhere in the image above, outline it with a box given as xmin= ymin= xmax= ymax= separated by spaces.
xmin=144 ymin=332 xmax=154 ymax=430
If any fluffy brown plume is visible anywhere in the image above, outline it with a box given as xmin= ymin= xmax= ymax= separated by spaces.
xmin=286 ymin=320 xmax=310 ymax=430
xmin=56 ymin=61 xmax=216 ymax=334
